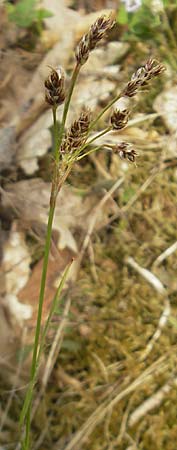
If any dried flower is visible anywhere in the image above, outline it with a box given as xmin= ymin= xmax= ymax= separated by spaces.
xmin=123 ymin=59 xmax=165 ymax=97
xmin=61 ymin=110 xmax=91 ymax=154
xmin=45 ymin=67 xmax=65 ymax=107
xmin=113 ymin=142 xmax=138 ymax=162
xmin=75 ymin=15 xmax=115 ymax=65
xmin=111 ymin=109 xmax=129 ymax=130
xmin=144 ymin=58 xmax=166 ymax=78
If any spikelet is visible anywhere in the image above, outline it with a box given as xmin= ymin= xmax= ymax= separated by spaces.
xmin=45 ymin=67 xmax=65 ymax=107
xmin=75 ymin=15 xmax=115 ymax=66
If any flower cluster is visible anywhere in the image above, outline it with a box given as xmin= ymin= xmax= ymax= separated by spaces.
xmin=45 ymin=67 xmax=65 ymax=107
xmin=75 ymin=15 xmax=115 ymax=66
xmin=111 ymin=109 xmax=129 ymax=130
xmin=123 ymin=59 xmax=165 ymax=97
xmin=61 ymin=110 xmax=91 ymax=154
xmin=113 ymin=142 xmax=138 ymax=163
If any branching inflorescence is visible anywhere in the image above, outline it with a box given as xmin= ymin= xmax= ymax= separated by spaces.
xmin=44 ymin=36 xmax=165 ymax=171
xmin=21 ymin=14 xmax=165 ymax=450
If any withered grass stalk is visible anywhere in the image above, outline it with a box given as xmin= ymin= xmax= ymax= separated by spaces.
xmin=19 ymin=13 xmax=165 ymax=450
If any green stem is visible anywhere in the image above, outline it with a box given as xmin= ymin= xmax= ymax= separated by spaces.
xmin=89 ymin=93 xmax=122 ymax=131
xmin=37 ymin=260 xmax=73 ymax=370
xmin=21 ymin=203 xmax=55 ymax=449
xmin=77 ymin=145 xmax=102 ymax=161
xmin=20 ymin=63 xmax=81 ymax=450
xmin=58 ymin=63 xmax=81 ymax=150
xmin=74 ymin=127 xmax=112 ymax=161
xmin=86 ymin=126 xmax=112 ymax=146
xmin=162 ymin=9 xmax=177 ymax=52
xmin=52 ymin=107 xmax=58 ymax=162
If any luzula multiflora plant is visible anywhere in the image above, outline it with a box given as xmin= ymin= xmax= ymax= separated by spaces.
xmin=20 ymin=14 xmax=165 ymax=450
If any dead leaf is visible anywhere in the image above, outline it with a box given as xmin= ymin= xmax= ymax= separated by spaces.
xmin=0 ymin=127 xmax=16 ymax=171
xmin=18 ymin=248 xmax=73 ymax=327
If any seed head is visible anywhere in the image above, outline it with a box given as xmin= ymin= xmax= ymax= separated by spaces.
xmin=145 ymin=58 xmax=166 ymax=77
xmin=113 ymin=142 xmax=138 ymax=163
xmin=75 ymin=15 xmax=115 ymax=65
xmin=111 ymin=109 xmax=129 ymax=130
xmin=123 ymin=59 xmax=165 ymax=97
xmin=45 ymin=67 xmax=65 ymax=107
xmin=61 ymin=110 xmax=91 ymax=154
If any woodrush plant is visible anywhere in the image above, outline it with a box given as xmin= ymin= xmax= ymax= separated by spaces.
xmin=19 ymin=14 xmax=165 ymax=450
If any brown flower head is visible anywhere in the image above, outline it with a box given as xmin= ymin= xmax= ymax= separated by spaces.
xmin=111 ymin=109 xmax=129 ymax=130
xmin=75 ymin=15 xmax=115 ymax=65
xmin=113 ymin=142 xmax=138 ymax=163
xmin=61 ymin=110 xmax=91 ymax=154
xmin=45 ymin=67 xmax=65 ymax=107
xmin=123 ymin=59 xmax=165 ymax=97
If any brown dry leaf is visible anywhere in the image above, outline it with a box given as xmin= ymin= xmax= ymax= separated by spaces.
xmin=11 ymin=2 xmax=81 ymax=136
xmin=2 ymin=178 xmax=117 ymax=251
xmin=0 ymin=126 xmax=16 ymax=171
xmin=18 ymin=248 xmax=73 ymax=328
xmin=2 ymin=179 xmax=86 ymax=252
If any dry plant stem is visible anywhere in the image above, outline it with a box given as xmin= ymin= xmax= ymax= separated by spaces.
xmin=63 ymin=358 xmax=167 ymax=450
xmin=73 ymin=177 xmax=124 ymax=280
xmin=126 ymin=257 xmax=170 ymax=361
xmin=153 ymin=241 xmax=177 ymax=267
xmin=30 ymin=290 xmax=72 ymax=426
xmin=0 ymin=329 xmax=27 ymax=433
xmin=128 ymin=377 xmax=177 ymax=428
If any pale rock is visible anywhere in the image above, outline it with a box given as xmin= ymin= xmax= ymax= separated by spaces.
xmin=4 ymin=294 xmax=32 ymax=324
xmin=17 ymin=110 xmax=55 ymax=174
xmin=2 ymin=229 xmax=31 ymax=295
xmin=154 ymin=86 xmax=177 ymax=134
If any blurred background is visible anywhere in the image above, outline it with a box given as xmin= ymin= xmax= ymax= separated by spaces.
xmin=0 ymin=1 xmax=177 ymax=449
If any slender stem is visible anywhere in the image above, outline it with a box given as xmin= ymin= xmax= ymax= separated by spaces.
xmin=77 ymin=145 xmax=102 ymax=161
xmin=23 ymin=405 xmax=31 ymax=450
xmin=90 ymin=93 xmax=122 ymax=131
xmin=37 ymin=260 xmax=73 ymax=370
xmin=58 ymin=63 xmax=81 ymax=149
xmin=161 ymin=9 xmax=177 ymax=52
xmin=52 ymin=107 xmax=59 ymax=162
xmin=21 ymin=63 xmax=81 ymax=450
xmin=74 ymin=127 xmax=112 ymax=161
xmin=85 ymin=126 xmax=112 ymax=146
xmin=30 ymin=205 xmax=55 ymax=380
xmin=21 ymin=203 xmax=55 ymax=449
